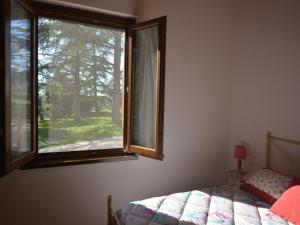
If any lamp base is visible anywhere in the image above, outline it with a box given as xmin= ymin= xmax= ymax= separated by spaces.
xmin=237 ymin=159 xmax=242 ymax=172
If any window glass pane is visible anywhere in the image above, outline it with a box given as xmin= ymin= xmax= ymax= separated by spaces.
xmin=11 ymin=0 xmax=32 ymax=159
xmin=132 ymin=26 xmax=158 ymax=149
xmin=38 ymin=17 xmax=125 ymax=153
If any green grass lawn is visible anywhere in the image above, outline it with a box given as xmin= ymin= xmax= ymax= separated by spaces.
xmin=38 ymin=116 xmax=122 ymax=149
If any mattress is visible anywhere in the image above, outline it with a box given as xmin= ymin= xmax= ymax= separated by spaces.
xmin=117 ymin=185 xmax=293 ymax=225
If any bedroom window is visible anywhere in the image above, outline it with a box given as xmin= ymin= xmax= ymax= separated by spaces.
xmin=0 ymin=0 xmax=166 ymax=174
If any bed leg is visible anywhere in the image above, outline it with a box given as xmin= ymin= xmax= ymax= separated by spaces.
xmin=108 ymin=195 xmax=112 ymax=225
xmin=107 ymin=195 xmax=122 ymax=225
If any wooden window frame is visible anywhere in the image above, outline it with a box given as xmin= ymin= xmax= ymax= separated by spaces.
xmin=26 ymin=1 xmax=138 ymax=169
xmin=0 ymin=0 xmax=166 ymax=173
xmin=127 ymin=17 xmax=166 ymax=160
xmin=0 ymin=0 xmax=5 ymax=174
xmin=1 ymin=0 xmax=37 ymax=174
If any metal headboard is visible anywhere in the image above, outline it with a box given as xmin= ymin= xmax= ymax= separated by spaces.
xmin=265 ymin=131 xmax=300 ymax=169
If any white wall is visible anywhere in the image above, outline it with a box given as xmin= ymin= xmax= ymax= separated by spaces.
xmin=228 ymin=0 xmax=300 ymax=172
xmin=0 ymin=1 xmax=234 ymax=225
xmin=2 ymin=1 xmax=300 ymax=224
xmin=46 ymin=0 xmax=137 ymax=16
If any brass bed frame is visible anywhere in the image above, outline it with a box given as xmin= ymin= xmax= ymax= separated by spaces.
xmin=108 ymin=132 xmax=300 ymax=225
xmin=265 ymin=131 xmax=300 ymax=169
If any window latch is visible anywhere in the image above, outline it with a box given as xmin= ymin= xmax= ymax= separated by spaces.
xmin=124 ymin=145 xmax=129 ymax=152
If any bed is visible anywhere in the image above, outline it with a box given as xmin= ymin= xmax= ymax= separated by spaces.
xmin=108 ymin=132 xmax=300 ymax=225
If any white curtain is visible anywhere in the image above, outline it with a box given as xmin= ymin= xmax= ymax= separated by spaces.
xmin=132 ymin=26 xmax=158 ymax=149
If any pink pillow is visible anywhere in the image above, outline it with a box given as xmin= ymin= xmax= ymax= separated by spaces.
xmin=240 ymin=183 xmax=277 ymax=204
xmin=270 ymin=186 xmax=300 ymax=225
xmin=240 ymin=169 xmax=292 ymax=205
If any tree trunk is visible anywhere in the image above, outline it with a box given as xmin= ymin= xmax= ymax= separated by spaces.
xmin=38 ymin=96 xmax=44 ymax=122
xmin=112 ymin=32 xmax=122 ymax=125
xmin=92 ymin=43 xmax=99 ymax=114
xmin=73 ymin=46 xmax=81 ymax=122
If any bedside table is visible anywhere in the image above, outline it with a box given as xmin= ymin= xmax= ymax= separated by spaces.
xmin=226 ymin=170 xmax=247 ymax=186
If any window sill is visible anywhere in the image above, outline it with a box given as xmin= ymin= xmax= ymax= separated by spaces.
xmin=21 ymin=150 xmax=138 ymax=169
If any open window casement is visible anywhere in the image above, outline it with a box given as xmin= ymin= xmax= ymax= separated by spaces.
xmin=1 ymin=0 xmax=37 ymax=174
xmin=0 ymin=0 xmax=166 ymax=175
xmin=127 ymin=16 xmax=166 ymax=160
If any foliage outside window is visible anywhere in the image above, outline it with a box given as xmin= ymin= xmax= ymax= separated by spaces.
xmin=37 ymin=18 xmax=125 ymax=153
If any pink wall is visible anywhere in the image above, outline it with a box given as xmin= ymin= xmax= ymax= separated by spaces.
xmin=0 ymin=1 xmax=234 ymax=225
xmin=228 ymin=0 xmax=300 ymax=172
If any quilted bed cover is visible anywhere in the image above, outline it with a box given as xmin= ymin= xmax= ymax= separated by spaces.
xmin=117 ymin=185 xmax=294 ymax=225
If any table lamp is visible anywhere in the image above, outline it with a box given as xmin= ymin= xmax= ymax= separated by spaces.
xmin=234 ymin=145 xmax=246 ymax=172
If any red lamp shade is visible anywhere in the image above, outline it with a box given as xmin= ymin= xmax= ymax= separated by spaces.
xmin=234 ymin=145 xmax=247 ymax=160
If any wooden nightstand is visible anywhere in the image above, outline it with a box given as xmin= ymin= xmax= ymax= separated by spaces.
xmin=226 ymin=170 xmax=247 ymax=186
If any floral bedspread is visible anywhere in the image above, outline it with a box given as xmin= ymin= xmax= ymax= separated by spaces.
xmin=116 ymin=185 xmax=293 ymax=225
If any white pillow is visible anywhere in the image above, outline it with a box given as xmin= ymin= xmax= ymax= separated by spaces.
xmin=245 ymin=169 xmax=292 ymax=199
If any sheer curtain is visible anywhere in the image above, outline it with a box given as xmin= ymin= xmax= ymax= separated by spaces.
xmin=132 ymin=26 xmax=159 ymax=149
